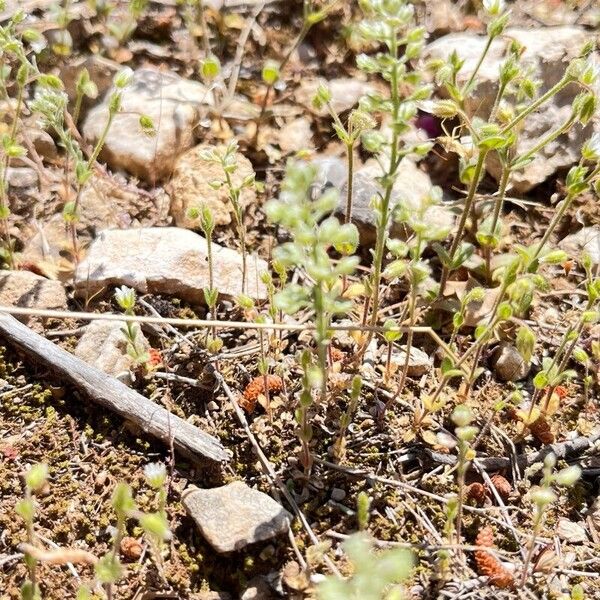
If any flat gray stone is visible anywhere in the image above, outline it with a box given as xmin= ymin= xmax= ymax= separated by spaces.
xmin=74 ymin=227 xmax=268 ymax=302
xmin=0 ymin=270 xmax=67 ymax=316
xmin=391 ymin=345 xmax=433 ymax=377
xmin=182 ymin=482 xmax=292 ymax=553
xmin=314 ymin=157 xmax=451 ymax=245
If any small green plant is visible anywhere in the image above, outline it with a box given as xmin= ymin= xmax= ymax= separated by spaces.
xmin=520 ymin=454 xmax=581 ymax=587
xmin=333 ymin=375 xmax=363 ymax=461
xmin=114 ymin=286 xmax=150 ymax=365
xmin=198 ymin=141 xmax=256 ymax=294
xmin=313 ymin=86 xmax=376 ymax=225
xmin=30 ymin=67 xmax=131 ymax=263
xmin=16 ymin=463 xmax=48 ymax=599
xmin=266 ymin=160 xmax=359 ymax=470
xmin=317 ymin=533 xmax=415 ymax=600
xmin=353 ymin=0 xmax=433 ymax=345
xmin=15 ymin=462 xmax=170 ymax=600
xmin=448 ymin=405 xmax=478 ymax=554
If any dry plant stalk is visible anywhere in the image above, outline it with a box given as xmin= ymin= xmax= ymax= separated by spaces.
xmin=18 ymin=543 xmax=98 ymax=566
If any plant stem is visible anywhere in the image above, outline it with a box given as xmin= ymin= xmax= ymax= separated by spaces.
xmin=439 ymin=149 xmax=488 ymax=296
xmin=520 ymin=511 xmax=543 ymax=588
xmin=500 ymin=76 xmax=572 ymax=135
xmin=345 ymin=141 xmax=354 ymax=224
xmin=366 ymin=34 xmax=400 ymax=335
xmin=253 ymin=22 xmax=311 ymax=145
xmin=462 ymin=36 xmax=493 ymax=96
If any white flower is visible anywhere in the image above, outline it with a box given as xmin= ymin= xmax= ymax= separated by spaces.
xmin=144 ymin=462 xmax=167 ymax=489
xmin=483 ymin=0 xmax=505 ymax=16
xmin=114 ymin=286 xmax=136 ymax=311
xmin=113 ymin=67 xmax=134 ymax=89
xmin=582 ymin=132 xmax=600 ymax=161
xmin=580 ymin=58 xmax=600 ymax=86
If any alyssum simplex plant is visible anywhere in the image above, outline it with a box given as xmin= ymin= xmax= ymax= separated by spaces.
xmin=266 ymin=160 xmax=359 ymax=473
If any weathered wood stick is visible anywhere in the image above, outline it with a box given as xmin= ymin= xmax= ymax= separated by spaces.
xmin=0 ymin=313 xmax=228 ymax=464
xmin=426 ymin=432 xmax=600 ymax=470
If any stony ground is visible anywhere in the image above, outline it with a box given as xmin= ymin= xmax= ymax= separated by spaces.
xmin=1 ymin=1 xmax=600 ymax=599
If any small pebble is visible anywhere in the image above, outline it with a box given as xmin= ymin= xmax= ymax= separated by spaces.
xmin=207 ymin=401 xmax=219 ymax=412
xmin=331 ymin=488 xmax=346 ymax=501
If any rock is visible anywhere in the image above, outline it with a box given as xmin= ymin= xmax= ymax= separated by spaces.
xmin=6 ymin=167 xmax=37 ymax=189
xmin=331 ymin=487 xmax=346 ymax=501
xmin=78 ymin=177 xmax=170 ymax=232
xmin=557 ymin=518 xmax=588 ymax=543
xmin=559 ymin=227 xmax=600 ymax=267
xmin=83 ymin=69 xmax=213 ymax=182
xmin=312 ymin=156 xmax=348 ymax=191
xmin=240 ymin=577 xmax=276 ymax=600
xmin=168 ymin=144 xmax=256 ymax=229
xmin=74 ymin=228 xmax=267 ymax=302
xmin=422 ymin=27 xmax=594 ymax=192
xmin=328 ymin=158 xmax=444 ymax=244
xmin=277 ymin=118 xmax=313 ymax=154
xmin=182 ymin=482 xmax=292 ymax=553
xmin=20 ymin=216 xmax=75 ymax=281
xmin=296 ymin=77 xmax=375 ymax=117
xmin=0 ymin=271 xmax=67 ymax=318
xmin=74 ymin=320 xmax=150 ymax=382
xmin=426 ymin=0 xmax=464 ymax=35
xmin=390 ymin=345 xmax=433 ymax=377
xmin=491 ymin=342 xmax=530 ymax=382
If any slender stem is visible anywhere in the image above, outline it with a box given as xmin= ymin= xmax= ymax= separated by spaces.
xmin=520 ymin=512 xmax=543 ymax=587
xmin=313 ymin=283 xmax=328 ymax=404
xmin=455 ymin=452 xmax=467 ymax=556
xmin=367 ymin=35 xmax=400 ymax=332
xmin=500 ymin=76 xmax=572 ymax=135
xmin=439 ymin=149 xmax=488 ymax=296
xmin=489 ymin=165 xmax=511 ymax=238
xmin=462 ymin=36 xmax=493 ymax=96
xmin=345 ymin=141 xmax=354 ymax=224
xmin=512 ymin=115 xmax=576 ymax=171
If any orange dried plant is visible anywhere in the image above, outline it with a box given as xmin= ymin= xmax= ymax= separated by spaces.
xmin=465 ymin=482 xmax=487 ymax=505
xmin=490 ymin=474 xmax=512 ymax=500
xmin=240 ymin=375 xmax=284 ymax=413
xmin=474 ymin=526 xmax=515 ymax=589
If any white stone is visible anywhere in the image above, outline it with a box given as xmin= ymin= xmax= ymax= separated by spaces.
xmin=83 ymin=69 xmax=213 ymax=182
xmin=0 ymin=270 xmax=67 ymax=317
xmin=74 ymin=320 xmax=149 ymax=382
xmin=74 ymin=228 xmax=268 ymax=301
